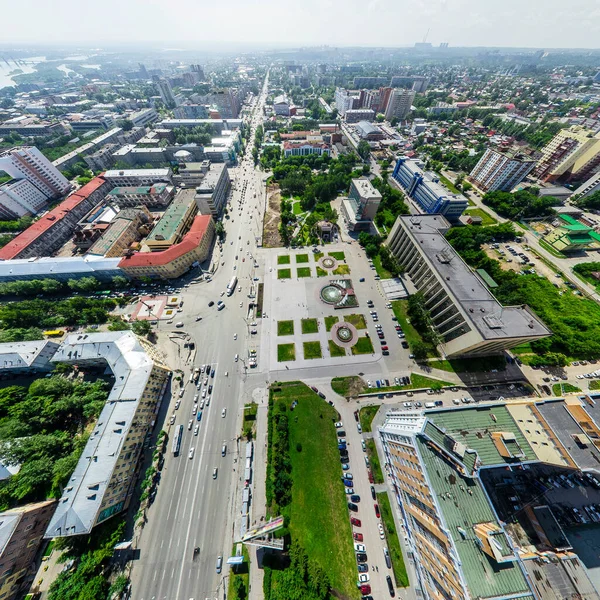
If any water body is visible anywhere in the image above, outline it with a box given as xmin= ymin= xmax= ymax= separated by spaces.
xmin=57 ymin=64 xmax=76 ymax=76
xmin=0 ymin=58 xmax=43 ymax=89
xmin=80 ymin=64 xmax=101 ymax=70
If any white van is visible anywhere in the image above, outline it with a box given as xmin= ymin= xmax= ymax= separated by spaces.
xmin=425 ymin=402 xmax=435 ymax=409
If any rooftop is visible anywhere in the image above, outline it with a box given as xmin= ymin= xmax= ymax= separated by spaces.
xmin=355 ymin=120 xmax=381 ymax=135
xmin=0 ymin=340 xmax=59 ymax=371
xmin=146 ymin=189 xmax=196 ymax=243
xmin=397 ymin=215 xmax=551 ymax=341
xmin=351 ymin=178 xmax=382 ymax=200
xmin=108 ymin=184 xmax=168 ymax=197
xmin=103 ymin=168 xmax=171 ymax=179
xmin=0 ymin=255 xmax=122 ymax=279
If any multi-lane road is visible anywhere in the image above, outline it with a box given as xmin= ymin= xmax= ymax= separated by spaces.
xmin=131 ymin=75 xmax=269 ymax=600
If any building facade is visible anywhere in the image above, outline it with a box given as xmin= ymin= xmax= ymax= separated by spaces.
xmin=469 ymin=148 xmax=537 ymax=192
xmin=156 ymin=78 xmax=177 ymax=108
xmin=0 ymin=179 xmax=48 ymax=218
xmin=345 ymin=109 xmax=375 ymax=123
xmin=102 ymin=168 xmax=173 ymax=187
xmin=384 ymin=88 xmax=415 ymax=121
xmin=573 ymin=171 xmax=600 ymax=199
xmin=0 ymin=147 xmax=70 ymax=199
xmin=385 ymin=215 xmax=551 ymax=356
xmin=106 ymin=183 xmax=174 ymax=208
xmin=194 ymin=163 xmax=231 ymax=217
xmin=282 ymin=141 xmax=331 ymax=158
xmin=392 ymin=157 xmax=468 ymax=222
xmin=334 ymin=88 xmax=357 ymax=117
xmin=146 ymin=189 xmax=197 ymax=251
xmin=348 ymin=178 xmax=382 ymax=221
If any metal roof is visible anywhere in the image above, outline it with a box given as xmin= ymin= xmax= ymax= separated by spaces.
xmin=0 ymin=256 xmax=122 ymax=279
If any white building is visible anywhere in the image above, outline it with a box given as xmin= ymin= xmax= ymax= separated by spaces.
xmin=156 ymin=78 xmax=177 ymax=108
xmin=102 ymin=168 xmax=173 ymax=187
xmin=0 ymin=179 xmax=48 ymax=218
xmin=334 ymin=88 xmax=357 ymax=117
xmin=469 ymin=148 xmax=537 ymax=193
xmin=129 ymin=108 xmax=158 ymax=127
xmin=573 ymin=172 xmax=600 ymax=199
xmin=273 ymin=95 xmax=291 ymax=116
xmin=0 ymin=147 xmax=70 ymax=199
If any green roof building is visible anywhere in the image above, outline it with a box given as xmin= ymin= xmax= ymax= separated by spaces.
xmin=543 ymin=214 xmax=594 ymax=253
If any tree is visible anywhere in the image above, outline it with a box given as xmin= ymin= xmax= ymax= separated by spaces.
xmin=111 ymin=275 xmax=128 ymax=289
xmin=411 ymin=341 xmax=429 ymax=360
xmin=131 ymin=320 xmax=152 ymax=336
xmin=215 ymin=221 xmax=225 ymax=240
xmin=357 ymin=140 xmax=371 ymax=161
xmin=118 ymin=119 xmax=134 ymax=131
xmin=376 ymin=113 xmax=385 ymax=122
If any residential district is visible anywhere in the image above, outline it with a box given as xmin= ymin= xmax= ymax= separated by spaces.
xmin=1 ymin=43 xmax=600 ymax=600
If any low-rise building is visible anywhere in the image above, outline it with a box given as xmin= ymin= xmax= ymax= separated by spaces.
xmin=45 ymin=332 xmax=170 ymax=537
xmin=392 ymin=157 xmax=467 ymax=221
xmin=345 ymin=109 xmax=375 ymax=123
xmin=106 ymin=183 xmax=174 ymax=208
xmin=172 ymin=161 xmax=211 ymax=187
xmin=194 ymin=163 xmax=231 ymax=217
xmin=385 ymin=215 xmax=551 ymax=356
xmin=102 ymin=168 xmax=172 ymax=187
xmin=282 ymin=141 xmax=330 ymax=158
xmin=128 ymin=108 xmax=158 ymax=127
xmin=542 ymin=214 xmax=594 ymax=253
xmin=355 ymin=121 xmax=384 ymax=141
xmin=88 ymin=207 xmax=152 ymax=257
xmin=118 ymin=215 xmax=215 ymax=279
xmin=146 ymin=189 xmax=197 ymax=251
xmin=0 ymin=340 xmax=59 ymax=375
xmin=158 ymin=119 xmax=243 ymax=133
xmin=273 ymin=95 xmax=291 ymax=116
xmin=0 ymin=500 xmax=57 ymax=600
xmin=573 ymin=171 xmax=600 ymax=199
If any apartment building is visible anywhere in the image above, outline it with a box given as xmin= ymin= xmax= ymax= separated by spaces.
xmin=0 ymin=176 xmax=111 ymax=260
xmin=129 ymin=108 xmax=158 ymax=127
xmin=0 ymin=340 xmax=59 ymax=375
xmin=469 ymin=148 xmax=537 ymax=192
xmin=45 ymin=332 xmax=170 ymax=536
xmin=106 ymin=183 xmax=174 ymax=208
xmin=195 ymin=89 xmax=241 ymax=118
xmin=0 ymin=500 xmax=57 ymax=600
xmin=0 ymin=179 xmax=48 ymax=218
xmin=384 ymin=88 xmax=415 ymax=121
xmin=158 ymin=119 xmax=243 ymax=133
xmin=345 ymin=109 xmax=375 ymax=123
xmin=392 ymin=157 xmax=468 ymax=222
xmin=146 ymin=189 xmax=197 ymax=251
xmin=535 ymin=126 xmax=600 ymax=182
xmin=118 ymin=215 xmax=215 ymax=279
xmin=334 ymin=88 xmax=357 ymax=117
xmin=0 ymin=146 xmax=70 ymax=199
xmin=102 ymin=168 xmax=172 ymax=187
xmin=385 ymin=215 xmax=551 ymax=356
xmin=173 ymin=104 xmax=209 ymax=119
xmin=194 ymin=163 xmax=231 ymax=218
xmin=155 ymin=78 xmax=177 ymax=108
xmin=390 ymin=75 xmax=429 ymax=92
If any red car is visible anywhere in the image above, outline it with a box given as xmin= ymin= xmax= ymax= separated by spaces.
xmin=368 ymin=471 xmax=374 ymax=484
xmin=374 ymin=503 xmax=380 ymax=518
xmin=381 ymin=346 xmax=389 ymax=351
xmin=351 ymin=517 xmax=362 ymax=527
xmin=353 ymin=532 xmax=363 ymax=541
xmin=359 ymin=585 xmax=372 ymax=595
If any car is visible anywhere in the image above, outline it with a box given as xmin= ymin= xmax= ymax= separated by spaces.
xmin=194 ymin=424 xmax=199 ymax=436
xmin=208 ymin=301 xmax=215 ymax=307
xmin=359 ymin=277 xmax=365 ymax=282
xmin=342 ymin=463 xmax=350 ymax=471
xmin=353 ymin=532 xmax=363 ymax=541
xmin=208 ymin=385 xmax=213 ymax=394
xmin=311 ymin=386 xmax=318 ymax=392
xmin=335 ymin=421 xmax=343 ymax=428
xmin=357 ymin=424 xmax=362 ymax=434
xmin=169 ymin=415 xmax=176 ymax=425
xmin=401 ymin=341 xmax=409 ymax=349
xmin=345 ymin=487 xmax=355 ymax=494
xmin=354 ymin=543 xmax=366 ymax=552
xmin=337 ymin=430 xmax=346 ymax=437
xmin=348 ymin=502 xmax=359 ymax=512
xmin=370 ymin=485 xmax=376 ymax=500
xmin=368 ymin=471 xmax=374 ymax=484
xmin=201 ymin=389 xmax=207 ymax=399
xmin=361 ymin=440 xmax=367 ymax=452
xmin=192 ymin=404 xmax=198 ymax=415
xmin=188 ymin=419 xmax=193 ymax=430
xmin=318 ymin=391 xmax=326 ymax=399
xmin=234 ymin=354 xmax=239 ymax=362
xmin=358 ymin=573 xmax=370 ymax=584
xmin=213 ymin=467 xmax=218 ymax=479
xmin=383 ymin=547 xmax=392 ymax=568
xmin=339 ymin=449 xmax=349 ymax=457
xmin=222 ymin=408 xmax=227 ymax=417
xmin=357 ymin=563 xmax=369 ymax=573
xmin=175 ymin=400 xmax=181 ymax=410
xmin=374 ymin=503 xmax=380 ymax=518
xmin=359 ymin=584 xmax=371 ymax=595
xmin=234 ymin=333 xmax=237 ymax=340
xmin=341 ymin=456 xmax=350 ymax=464
xmin=379 ymin=523 xmax=385 ymax=539
xmin=351 ymin=517 xmax=361 ymax=527
xmin=351 ymin=495 xmax=361 ymax=503
xmin=188 ymin=447 xmax=195 ymax=459
xmin=197 ymin=411 xmax=202 ymax=422
xmin=356 ymin=553 xmax=368 ymax=564
xmin=338 ymin=438 xmax=346 ymax=444
xmin=381 ymin=345 xmax=389 ymax=351
xmin=386 ymin=575 xmax=395 ymax=597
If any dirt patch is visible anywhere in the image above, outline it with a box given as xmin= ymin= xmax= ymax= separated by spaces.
xmin=262 ymin=184 xmax=283 ymax=248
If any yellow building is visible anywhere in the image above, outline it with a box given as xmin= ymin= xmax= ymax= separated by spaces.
xmin=145 ymin=188 xmax=197 ymax=251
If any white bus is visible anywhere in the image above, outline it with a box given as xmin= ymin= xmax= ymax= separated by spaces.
xmin=227 ymin=276 xmax=238 ymax=296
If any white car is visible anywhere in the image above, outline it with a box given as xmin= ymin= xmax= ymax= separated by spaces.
xmin=195 ymin=316 xmax=202 ymax=321
xmin=367 ymin=380 xmax=373 ymax=388
xmin=169 ymin=415 xmax=176 ymax=425
xmin=175 ymin=400 xmax=181 ymax=410
xmin=379 ymin=523 xmax=385 ymax=539
xmin=188 ymin=447 xmax=195 ymax=459
xmin=239 ymin=302 xmax=243 ymax=308
xmin=354 ymin=543 xmax=366 ymax=552
xmin=220 ymin=291 xmax=225 ymax=297
xmin=345 ymin=487 xmax=354 ymax=494
xmin=194 ymin=394 xmax=199 ymax=402
xmin=188 ymin=419 xmax=193 ymax=430
xmin=222 ymin=408 xmax=227 ymax=417
xmin=358 ymin=573 xmax=370 ymax=583
xmin=335 ymin=421 xmax=343 ymax=428
xmin=202 ymin=389 xmax=207 ymax=399
xmin=234 ymin=333 xmax=238 ymax=340
xmin=194 ymin=425 xmax=199 ymax=436
xmin=234 ymin=354 xmax=239 ymax=362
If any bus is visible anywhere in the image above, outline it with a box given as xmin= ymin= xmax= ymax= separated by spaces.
xmin=172 ymin=425 xmax=184 ymax=456
xmin=43 ymin=329 xmax=64 ymax=338
xmin=227 ymin=276 xmax=238 ymax=296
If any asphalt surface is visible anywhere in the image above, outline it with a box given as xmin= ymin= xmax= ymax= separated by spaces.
xmin=131 ymin=76 xmax=270 ymax=600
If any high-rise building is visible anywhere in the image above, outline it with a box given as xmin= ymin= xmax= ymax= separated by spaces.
xmin=384 ymin=88 xmax=415 ymax=121
xmin=376 ymin=87 xmax=393 ymax=114
xmin=469 ymin=148 xmax=537 ymax=192
xmin=155 ymin=77 xmax=177 ymax=108
xmin=534 ymin=126 xmax=600 ymax=182
xmin=0 ymin=146 xmax=70 ymax=199
xmin=190 ymin=64 xmax=205 ymax=81
xmin=573 ymin=171 xmax=600 ymax=199
xmin=195 ymin=89 xmax=241 ymax=118
xmin=0 ymin=179 xmax=48 ymax=218
xmin=334 ymin=88 xmax=357 ymax=116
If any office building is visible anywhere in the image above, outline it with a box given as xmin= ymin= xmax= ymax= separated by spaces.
xmin=173 ymin=105 xmax=209 ymax=119
xmin=535 ymin=126 xmax=600 ymax=182
xmin=106 ymin=183 xmax=173 ymax=208
xmin=194 ymin=163 xmax=231 ymax=217
xmin=334 ymin=88 xmax=357 ymax=117
xmin=384 ymin=88 xmax=415 ymax=121
xmin=146 ymin=189 xmax=197 ymax=251
xmin=0 ymin=340 xmax=59 ymax=375
xmin=0 ymin=179 xmax=48 ymax=218
xmin=155 ymin=78 xmax=177 ymax=108
xmin=0 ymin=176 xmax=111 ymax=260
xmin=172 ymin=161 xmax=211 ymax=187
xmin=0 ymin=146 xmax=70 ymax=199
xmin=573 ymin=171 xmax=600 ymax=199
xmin=341 ymin=178 xmax=382 ymax=231
xmin=282 ymin=141 xmax=331 ymax=158
xmin=392 ymin=157 xmax=468 ymax=221
xmin=0 ymin=500 xmax=57 ymax=600
xmin=45 ymin=332 xmax=170 ymax=537
xmin=345 ymin=109 xmax=375 ymax=123
xmin=118 ymin=215 xmax=215 ymax=279
xmin=469 ymin=148 xmax=537 ymax=192
xmin=128 ymin=108 xmax=159 ymax=127
xmin=102 ymin=168 xmax=172 ymax=187
xmin=273 ymin=95 xmax=291 ymax=116
xmin=385 ymin=215 xmax=551 ymax=356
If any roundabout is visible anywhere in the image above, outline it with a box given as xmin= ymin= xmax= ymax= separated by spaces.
xmin=331 ymin=321 xmax=359 ymax=349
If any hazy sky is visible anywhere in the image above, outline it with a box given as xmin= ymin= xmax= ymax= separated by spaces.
xmin=3 ymin=0 xmax=599 ymax=48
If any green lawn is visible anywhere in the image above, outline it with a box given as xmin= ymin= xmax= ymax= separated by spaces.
xmin=277 ymin=255 xmax=291 ymax=265
xmin=391 ymin=299 xmax=438 ymax=358
xmin=328 ymin=340 xmax=347 ymax=358
xmin=297 ymin=267 xmax=312 ymax=278
xmin=277 ymin=320 xmax=294 ymax=336
xmin=325 ymin=315 xmax=339 ymax=331
xmin=366 ymin=438 xmax=383 ymax=484
xmin=227 ymin=544 xmax=250 ymax=600
xmin=296 ymin=253 xmax=309 ymax=263
xmin=345 ymin=313 xmax=367 ymax=329
xmin=278 ymin=268 xmax=292 ymax=279
xmin=333 ymin=264 xmax=351 ymax=275
xmin=331 ymin=376 xmax=367 ymax=397
xmin=373 ymin=253 xmax=393 ymax=279
xmin=268 ymin=383 xmax=359 ymax=598
xmin=428 ymin=355 xmax=506 ymax=373
xmin=363 ymin=374 xmax=454 ymax=394
xmin=437 ymin=172 xmax=461 ymax=194
xmin=539 ymin=238 xmax=566 ymax=258
xmin=552 ymin=382 xmax=581 ymax=396
xmin=303 ymin=341 xmax=322 ymax=359
xmin=316 ymin=266 xmax=327 ymax=277
xmin=314 ymin=252 xmax=324 ymax=261
xmin=328 ymin=251 xmax=346 ymax=261
xmin=590 ymin=380 xmax=600 ymax=390
xmin=301 ymin=318 xmax=319 ymax=334
xmin=464 ymin=207 xmax=498 ymax=226
xmin=359 ymin=405 xmax=379 ymax=432
xmin=292 ymin=202 xmax=303 ymax=216
xmin=242 ymin=403 xmax=258 ymax=440
xmin=351 ymin=336 xmax=374 ymax=355
xmin=277 ymin=343 xmax=296 ymax=362
xmin=377 ymin=492 xmax=409 ymax=588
